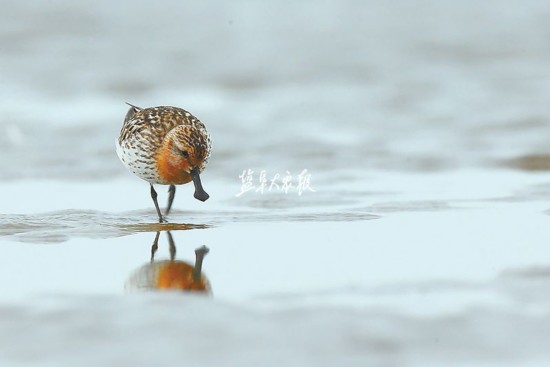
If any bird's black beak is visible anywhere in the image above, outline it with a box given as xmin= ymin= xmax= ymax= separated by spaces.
xmin=190 ymin=167 xmax=209 ymax=202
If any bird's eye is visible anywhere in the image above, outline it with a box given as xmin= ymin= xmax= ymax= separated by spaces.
xmin=181 ymin=150 xmax=190 ymax=158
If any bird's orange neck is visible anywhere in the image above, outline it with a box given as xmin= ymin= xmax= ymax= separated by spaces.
xmin=156 ymin=139 xmax=193 ymax=185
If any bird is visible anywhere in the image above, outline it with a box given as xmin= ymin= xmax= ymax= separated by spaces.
xmin=116 ymin=103 xmax=211 ymax=222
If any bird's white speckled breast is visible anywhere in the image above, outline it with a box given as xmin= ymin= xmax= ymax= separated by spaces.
xmin=115 ymin=138 xmax=164 ymax=184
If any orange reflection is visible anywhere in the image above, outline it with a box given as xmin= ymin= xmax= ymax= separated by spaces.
xmin=126 ymin=231 xmax=211 ymax=294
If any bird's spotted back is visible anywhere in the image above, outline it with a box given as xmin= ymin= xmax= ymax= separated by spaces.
xmin=118 ymin=106 xmax=209 ymax=152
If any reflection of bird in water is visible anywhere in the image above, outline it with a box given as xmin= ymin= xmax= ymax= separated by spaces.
xmin=116 ymin=104 xmax=211 ymax=223
xmin=125 ymin=231 xmax=211 ymax=293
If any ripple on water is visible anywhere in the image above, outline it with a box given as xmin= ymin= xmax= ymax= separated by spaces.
xmin=356 ymin=200 xmax=455 ymax=213
xmin=0 ymin=210 xmax=210 ymax=244
xmin=0 ymin=209 xmax=377 ymax=243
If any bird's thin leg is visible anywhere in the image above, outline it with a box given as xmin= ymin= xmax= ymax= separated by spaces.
xmin=150 ymin=231 xmax=161 ymax=262
xmin=166 ymin=185 xmax=176 ymax=216
xmin=150 ymin=184 xmax=165 ymax=223
xmin=167 ymin=231 xmax=176 ymax=261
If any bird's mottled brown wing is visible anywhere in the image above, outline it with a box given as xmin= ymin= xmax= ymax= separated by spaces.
xmin=118 ymin=106 xmax=206 ymax=152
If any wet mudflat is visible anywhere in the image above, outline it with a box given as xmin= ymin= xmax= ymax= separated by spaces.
xmin=2 ymin=171 xmax=550 ymax=366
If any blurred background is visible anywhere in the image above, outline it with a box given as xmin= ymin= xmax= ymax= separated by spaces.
xmin=2 ymin=0 xmax=549 ymax=183
xmin=2 ymin=1 xmax=550 ymax=366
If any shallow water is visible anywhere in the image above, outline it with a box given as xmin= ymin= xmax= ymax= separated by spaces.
xmin=2 ymin=0 xmax=550 ymax=366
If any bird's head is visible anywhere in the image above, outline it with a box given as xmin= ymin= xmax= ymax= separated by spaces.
xmin=157 ymin=125 xmax=211 ymax=201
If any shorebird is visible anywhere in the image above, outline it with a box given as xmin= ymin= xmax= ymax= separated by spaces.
xmin=116 ymin=104 xmax=211 ymax=222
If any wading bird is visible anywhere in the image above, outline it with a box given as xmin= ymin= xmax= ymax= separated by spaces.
xmin=116 ymin=104 xmax=211 ymax=222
